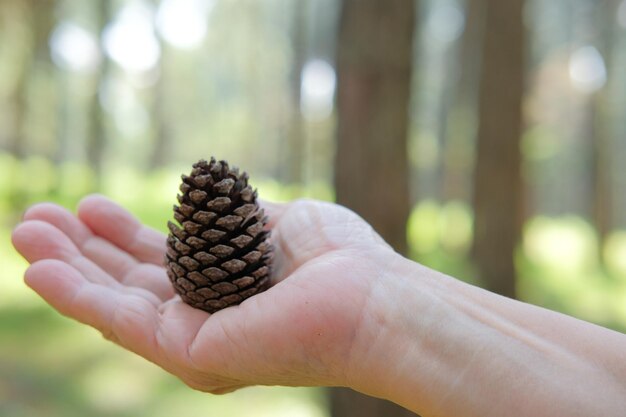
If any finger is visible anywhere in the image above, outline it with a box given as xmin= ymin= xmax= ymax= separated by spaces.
xmin=268 ymin=199 xmax=385 ymax=284
xmin=13 ymin=220 xmax=163 ymax=305
xmin=78 ymin=237 xmax=173 ymax=301
xmin=258 ymin=199 xmax=300 ymax=284
xmin=258 ymin=199 xmax=289 ymax=229
xmin=266 ymin=200 xmax=338 ymax=283
xmin=23 ymin=202 xmax=92 ymax=245
xmin=23 ymin=203 xmax=174 ymax=301
xmin=122 ymin=263 xmax=175 ymax=301
xmin=12 ymin=220 xmax=117 ymax=287
xmin=78 ymin=195 xmax=167 ymax=265
xmin=23 ymin=202 xmax=137 ymax=281
xmin=13 ymin=219 xmax=81 ymax=262
xmin=25 ymin=259 xmax=162 ymax=364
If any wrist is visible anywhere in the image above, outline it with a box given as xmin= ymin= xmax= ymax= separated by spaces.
xmin=343 ymin=251 xmax=449 ymax=410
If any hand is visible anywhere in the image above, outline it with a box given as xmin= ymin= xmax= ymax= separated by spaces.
xmin=11 ymin=195 xmax=398 ymax=393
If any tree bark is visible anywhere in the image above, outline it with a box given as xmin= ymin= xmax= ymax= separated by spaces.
xmin=86 ymin=0 xmax=112 ymax=186
xmin=442 ymin=0 xmax=485 ymax=202
xmin=590 ymin=0 xmax=620 ymax=243
xmin=334 ymin=0 xmax=414 ymax=256
xmin=284 ymin=0 xmax=307 ymax=186
xmin=472 ymin=0 xmax=525 ymax=299
xmin=149 ymin=43 xmax=171 ymax=171
xmin=5 ymin=47 xmax=29 ymax=159
xmin=333 ymin=0 xmax=415 ymax=416
xmin=4 ymin=0 xmax=55 ymax=158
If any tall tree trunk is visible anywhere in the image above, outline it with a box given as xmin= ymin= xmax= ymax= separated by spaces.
xmin=5 ymin=48 xmax=29 ymax=159
xmin=86 ymin=0 xmax=112 ymax=188
xmin=4 ymin=0 xmax=55 ymax=158
xmin=1 ymin=0 xmax=27 ymax=156
xmin=149 ymin=66 xmax=170 ymax=170
xmin=334 ymin=0 xmax=414 ymax=256
xmin=284 ymin=0 xmax=307 ymax=186
xmin=472 ymin=0 xmax=525 ymax=298
xmin=2 ymin=0 xmax=33 ymax=220
xmin=442 ymin=0 xmax=485 ymax=202
xmin=590 ymin=0 xmax=620 ymax=244
xmin=6 ymin=0 xmax=55 ymax=213
xmin=332 ymin=0 xmax=415 ymax=416
xmin=614 ymin=5 xmax=626 ymax=230
xmin=150 ymin=42 xmax=171 ymax=170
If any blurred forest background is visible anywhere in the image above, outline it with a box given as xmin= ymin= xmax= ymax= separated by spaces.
xmin=1 ymin=0 xmax=626 ymax=416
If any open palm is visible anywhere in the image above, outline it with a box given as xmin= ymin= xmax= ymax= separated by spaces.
xmin=12 ymin=195 xmax=395 ymax=393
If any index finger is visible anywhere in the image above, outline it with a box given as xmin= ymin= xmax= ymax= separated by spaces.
xmin=78 ymin=195 xmax=167 ymax=265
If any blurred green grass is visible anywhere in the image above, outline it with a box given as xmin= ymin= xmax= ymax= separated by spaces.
xmin=1 ymin=153 xmax=625 ymax=416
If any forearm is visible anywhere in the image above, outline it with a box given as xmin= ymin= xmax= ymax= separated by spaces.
xmin=350 ymin=255 xmax=626 ymax=417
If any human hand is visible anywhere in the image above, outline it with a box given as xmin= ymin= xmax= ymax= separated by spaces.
xmin=11 ymin=195 xmax=400 ymax=394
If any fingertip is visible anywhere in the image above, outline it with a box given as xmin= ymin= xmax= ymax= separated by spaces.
xmin=24 ymin=260 xmax=162 ymax=364
xmin=11 ymin=221 xmax=27 ymax=251
xmin=23 ymin=202 xmax=64 ymax=222
xmin=24 ymin=259 xmax=84 ymax=310
xmin=11 ymin=220 xmax=80 ymax=263
xmin=77 ymin=194 xmax=112 ymax=218
xmin=22 ymin=202 xmax=91 ymax=245
xmin=77 ymin=195 xmax=167 ymax=265
xmin=78 ymin=194 xmax=140 ymax=231
xmin=25 ymin=259 xmax=82 ymax=288
xmin=11 ymin=221 xmax=41 ymax=258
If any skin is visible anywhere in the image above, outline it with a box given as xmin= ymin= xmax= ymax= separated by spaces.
xmin=11 ymin=195 xmax=626 ymax=416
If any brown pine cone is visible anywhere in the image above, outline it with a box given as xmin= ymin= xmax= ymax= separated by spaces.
xmin=165 ymin=158 xmax=272 ymax=313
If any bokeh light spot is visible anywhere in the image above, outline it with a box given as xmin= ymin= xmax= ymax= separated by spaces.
xmin=50 ymin=21 xmax=101 ymax=73
xmin=103 ymin=0 xmax=161 ymax=73
xmin=300 ymin=59 xmax=336 ymax=121
xmin=156 ymin=0 xmax=214 ymax=50
xmin=569 ymin=46 xmax=607 ymax=94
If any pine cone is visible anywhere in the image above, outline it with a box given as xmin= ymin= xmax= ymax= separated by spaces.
xmin=165 ymin=158 xmax=272 ymax=313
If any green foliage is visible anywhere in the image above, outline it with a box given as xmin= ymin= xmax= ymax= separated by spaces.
xmin=407 ymin=199 xmax=478 ymax=284
xmin=518 ymin=217 xmax=626 ymax=332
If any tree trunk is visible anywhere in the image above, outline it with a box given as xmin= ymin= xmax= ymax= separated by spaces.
xmin=149 ymin=65 xmax=170 ymax=170
xmin=284 ymin=0 xmax=307 ymax=186
xmin=334 ymin=0 xmax=414 ymax=256
xmin=5 ymin=48 xmax=29 ymax=159
xmin=332 ymin=0 xmax=415 ymax=416
xmin=149 ymin=42 xmax=171 ymax=171
xmin=472 ymin=0 xmax=525 ymax=299
xmin=442 ymin=0 xmax=485 ymax=202
xmin=4 ymin=0 xmax=55 ymax=158
xmin=86 ymin=0 xmax=112 ymax=186
xmin=590 ymin=0 xmax=620 ymax=244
